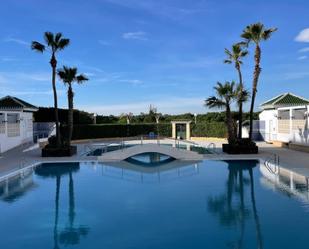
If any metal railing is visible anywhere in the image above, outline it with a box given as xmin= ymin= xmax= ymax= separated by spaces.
xmin=264 ymin=153 xmax=280 ymax=175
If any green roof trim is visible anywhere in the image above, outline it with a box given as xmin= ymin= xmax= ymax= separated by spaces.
xmin=261 ymin=93 xmax=309 ymax=109
xmin=0 ymin=95 xmax=38 ymax=111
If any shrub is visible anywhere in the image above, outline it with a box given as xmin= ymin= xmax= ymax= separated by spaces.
xmin=71 ymin=123 xmax=172 ymax=140
xmin=191 ymin=122 xmax=227 ymax=138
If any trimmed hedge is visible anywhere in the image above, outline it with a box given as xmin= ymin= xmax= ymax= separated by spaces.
xmin=72 ymin=124 xmax=172 ymax=140
xmin=191 ymin=122 xmax=227 ymax=138
xmin=71 ymin=122 xmax=227 ymax=140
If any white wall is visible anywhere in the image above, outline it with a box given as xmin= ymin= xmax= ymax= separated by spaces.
xmin=259 ymin=109 xmax=277 ymax=142
xmin=0 ymin=111 xmax=34 ymax=153
xmin=259 ymin=106 xmax=309 ymax=145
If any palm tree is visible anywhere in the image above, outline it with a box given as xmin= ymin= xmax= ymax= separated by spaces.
xmin=31 ymin=32 xmax=70 ymax=147
xmin=224 ymin=43 xmax=248 ymax=139
xmin=205 ymin=81 xmax=237 ymax=143
xmin=57 ymin=66 xmax=88 ymax=146
xmin=241 ymin=23 xmax=277 ymax=140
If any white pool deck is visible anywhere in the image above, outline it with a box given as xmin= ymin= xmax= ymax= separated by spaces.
xmin=0 ymin=138 xmax=309 ymax=178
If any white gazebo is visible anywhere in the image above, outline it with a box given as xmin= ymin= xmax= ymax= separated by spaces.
xmin=171 ymin=120 xmax=192 ymax=140
xmin=259 ymin=93 xmax=309 ymax=146
xmin=0 ymin=96 xmax=38 ymax=153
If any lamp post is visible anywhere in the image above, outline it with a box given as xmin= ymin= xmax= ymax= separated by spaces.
xmin=194 ymin=113 xmax=197 ymax=124
xmin=93 ymin=113 xmax=97 ymax=124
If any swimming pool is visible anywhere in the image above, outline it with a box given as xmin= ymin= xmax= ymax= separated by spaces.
xmin=87 ymin=143 xmax=212 ymax=156
xmin=1 ymin=159 xmax=309 ymax=249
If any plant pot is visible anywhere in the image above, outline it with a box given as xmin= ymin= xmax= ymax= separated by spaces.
xmin=42 ymin=145 xmax=77 ymax=157
xmin=222 ymin=143 xmax=258 ymax=154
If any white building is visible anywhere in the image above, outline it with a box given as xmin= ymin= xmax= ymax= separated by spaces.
xmin=0 ymin=96 xmax=38 ymax=153
xmin=259 ymin=93 xmax=309 ymax=146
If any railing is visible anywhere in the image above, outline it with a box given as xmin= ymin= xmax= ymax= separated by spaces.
xmin=0 ymin=158 xmax=39 ymax=182
xmin=264 ymin=153 xmax=279 ymax=175
xmin=207 ymin=143 xmax=217 ymax=154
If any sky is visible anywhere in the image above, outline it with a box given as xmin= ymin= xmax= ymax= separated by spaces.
xmin=0 ymin=0 xmax=309 ymax=115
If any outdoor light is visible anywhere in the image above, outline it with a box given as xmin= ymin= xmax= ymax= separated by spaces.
xmin=194 ymin=113 xmax=197 ymax=124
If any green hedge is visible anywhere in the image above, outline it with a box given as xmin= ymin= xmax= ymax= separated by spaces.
xmin=191 ymin=122 xmax=227 ymax=138
xmin=72 ymin=123 xmax=172 ymax=140
xmin=71 ymin=122 xmax=227 ymax=140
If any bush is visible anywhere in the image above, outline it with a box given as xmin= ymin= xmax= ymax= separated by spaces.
xmin=191 ymin=122 xmax=227 ymax=138
xmin=71 ymin=123 xmax=172 ymax=140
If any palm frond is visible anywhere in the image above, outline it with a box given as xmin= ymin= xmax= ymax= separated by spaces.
xmin=76 ymin=74 xmax=89 ymax=84
xmin=57 ymin=38 xmax=70 ymax=50
xmin=262 ymin=28 xmax=278 ymax=40
xmin=205 ymin=96 xmax=225 ymax=109
xmin=224 ymin=59 xmax=232 ymax=64
xmin=241 ymin=23 xmax=277 ymax=44
xmin=44 ymin=32 xmax=54 ymax=47
xmin=31 ymin=41 xmax=45 ymax=52
xmin=55 ymin=32 xmax=62 ymax=43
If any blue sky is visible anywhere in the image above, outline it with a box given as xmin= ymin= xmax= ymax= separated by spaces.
xmin=0 ymin=0 xmax=309 ymax=115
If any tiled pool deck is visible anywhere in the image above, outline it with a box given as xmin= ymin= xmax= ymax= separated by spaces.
xmin=1 ymin=139 xmax=309 ymax=177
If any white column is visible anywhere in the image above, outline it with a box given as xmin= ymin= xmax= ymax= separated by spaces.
xmin=186 ymin=123 xmax=191 ymax=140
xmin=290 ymin=108 xmax=293 ymax=140
xmin=172 ymin=123 xmax=176 ymax=139
xmin=290 ymin=172 xmax=295 ymax=191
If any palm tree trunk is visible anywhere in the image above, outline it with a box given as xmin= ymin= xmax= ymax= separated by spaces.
xmin=226 ymin=104 xmax=235 ymax=143
xmin=238 ymin=169 xmax=245 ymax=249
xmin=50 ymin=53 xmax=61 ymax=147
xmin=249 ymin=168 xmax=263 ymax=249
xmin=54 ymin=175 xmax=61 ymax=249
xmin=249 ymin=45 xmax=261 ymax=140
xmin=236 ymin=64 xmax=243 ymax=139
xmin=68 ymin=85 xmax=74 ymax=146
xmin=69 ymin=172 xmax=75 ymax=228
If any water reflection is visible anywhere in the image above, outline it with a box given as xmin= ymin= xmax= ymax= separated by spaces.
xmin=126 ymin=152 xmax=175 ymax=166
xmin=35 ymin=163 xmax=89 ymax=249
xmin=0 ymin=168 xmax=37 ymax=202
xmin=100 ymin=159 xmax=202 ymax=183
xmin=207 ymin=160 xmax=263 ymax=249
xmin=260 ymin=162 xmax=309 ymax=204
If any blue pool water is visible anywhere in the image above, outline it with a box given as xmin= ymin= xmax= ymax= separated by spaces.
xmin=1 ymin=160 xmax=309 ymax=249
xmin=87 ymin=143 xmax=211 ymax=156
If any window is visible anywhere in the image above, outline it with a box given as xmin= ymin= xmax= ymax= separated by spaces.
xmin=293 ymin=108 xmax=306 ymax=120
xmin=0 ymin=113 xmax=5 ymax=134
xmin=7 ymin=113 xmax=20 ymax=137
xmin=278 ymin=110 xmax=290 ymax=120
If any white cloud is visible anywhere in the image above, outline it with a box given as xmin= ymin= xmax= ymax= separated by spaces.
xmin=0 ymin=56 xmax=19 ymax=62
xmin=122 ymin=31 xmax=147 ymax=41
xmin=4 ymin=37 xmax=29 ymax=46
xmin=283 ymin=71 xmax=309 ymax=80
xmin=98 ymin=40 xmax=111 ymax=46
xmin=298 ymin=55 xmax=308 ymax=60
xmin=119 ymin=79 xmax=143 ymax=86
xmin=298 ymin=47 xmax=309 ymax=53
xmin=295 ymin=28 xmax=309 ymax=43
xmin=78 ymin=96 xmax=204 ymax=115
xmin=104 ymin=0 xmax=209 ymax=20
xmin=0 ymin=86 xmax=66 ymax=97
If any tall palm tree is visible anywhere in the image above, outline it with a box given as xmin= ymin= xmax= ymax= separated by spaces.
xmin=224 ymin=43 xmax=248 ymax=139
xmin=57 ymin=66 xmax=88 ymax=146
xmin=241 ymin=23 xmax=277 ymax=140
xmin=31 ymin=32 xmax=70 ymax=147
xmin=205 ymin=81 xmax=237 ymax=143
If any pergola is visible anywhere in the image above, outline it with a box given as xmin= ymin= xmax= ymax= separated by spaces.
xmin=171 ymin=120 xmax=192 ymax=140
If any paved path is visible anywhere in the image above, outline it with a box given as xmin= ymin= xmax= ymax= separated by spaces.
xmin=1 ymin=139 xmax=309 ymax=178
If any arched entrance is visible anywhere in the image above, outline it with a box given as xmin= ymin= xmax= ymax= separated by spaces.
xmin=171 ymin=121 xmax=191 ymax=140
